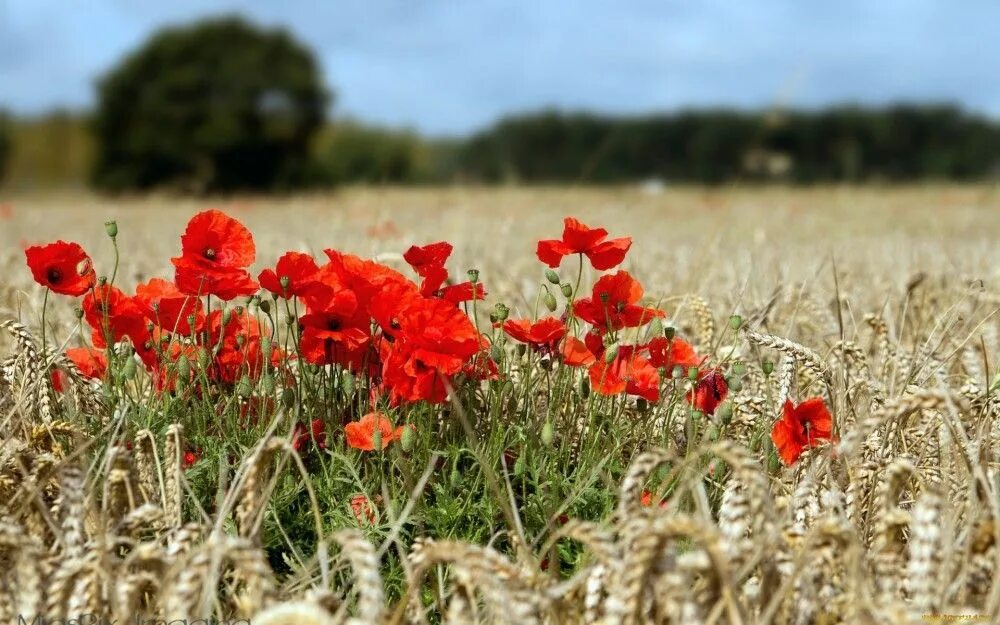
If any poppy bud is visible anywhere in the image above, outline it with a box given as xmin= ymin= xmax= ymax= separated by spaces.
xmin=729 ymin=314 xmax=743 ymax=330
xmin=599 ymin=292 xmax=610 ymax=304
xmin=74 ymin=307 xmax=84 ymax=319
xmin=281 ymin=388 xmax=296 ymax=409
xmin=467 ymin=269 xmax=480 ymax=283
xmin=221 ymin=309 xmax=232 ymax=326
xmin=197 ymin=348 xmax=211 ymax=370
xmin=544 ymin=269 xmax=560 ymax=285
xmin=260 ymin=373 xmax=275 ymax=396
xmin=372 ymin=427 xmax=383 ymax=451
xmin=400 ymin=424 xmax=415 ymax=452
xmin=236 ymin=335 xmax=246 ymax=348
xmin=234 ymin=305 xmax=244 ymax=315
xmin=541 ymin=420 xmax=554 ymax=446
xmin=104 ymin=220 xmax=118 ymax=238
xmin=542 ymin=288 xmax=557 ymax=312
xmin=492 ymin=303 xmax=509 ymax=322
xmin=122 ymin=357 xmax=137 ymax=380
xmin=732 ymin=361 xmax=746 ymax=376
xmin=279 ymin=276 xmax=291 ymax=292
xmin=767 ymin=449 xmax=782 ymax=473
xmin=687 ymin=366 xmax=699 ymax=381
xmin=341 ymin=370 xmax=355 ymax=398
xmin=513 ymin=453 xmax=526 ymax=477
xmin=579 ymin=377 xmax=590 ymax=398
xmin=260 ymin=337 xmax=272 ymax=356
xmin=560 ymin=282 xmax=573 ymax=298
xmin=177 ymin=354 xmax=190 ymax=380
xmin=237 ymin=375 xmax=252 ymax=398
xmin=717 ymin=402 xmax=733 ymax=425
xmin=186 ymin=314 xmax=197 ymax=331
xmin=259 ymin=299 xmax=271 ymax=314
xmin=450 ymin=466 xmax=462 ymax=487
xmin=604 ymin=344 xmax=619 ymax=363
xmin=98 ymin=276 xmax=108 ymax=286
xmin=665 ymin=326 xmax=676 ymax=340
xmin=490 ymin=344 xmax=503 ymax=364
xmin=727 ymin=376 xmax=743 ymax=393
xmin=762 ymin=360 xmax=774 ymax=375
xmin=650 ymin=317 xmax=664 ymax=337
xmin=707 ymin=426 xmax=720 ymax=441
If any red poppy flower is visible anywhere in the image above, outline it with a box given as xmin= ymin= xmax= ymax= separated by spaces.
xmin=350 ymin=494 xmax=379 ymax=525
xmin=298 ymin=289 xmax=371 ymax=368
xmin=647 ymin=336 xmax=703 ymax=372
xmin=437 ymin=281 xmax=486 ymax=304
xmin=206 ymin=309 xmax=275 ymax=384
xmin=83 ymin=284 xmax=148 ymax=347
xmin=313 ymin=249 xmax=416 ymax=315
xmin=135 ymin=278 xmax=204 ymax=334
xmin=182 ymin=450 xmax=200 ymax=469
xmin=344 ymin=412 xmax=405 ymax=451
xmin=503 ymin=317 xmax=567 ymax=351
xmin=381 ymin=297 xmax=481 ymax=404
xmin=688 ymin=369 xmax=728 ymax=415
xmin=536 ymin=217 xmax=632 ymax=270
xmin=258 ymin=251 xmax=320 ymax=299
xmin=292 ymin=418 xmax=328 ymax=453
xmin=171 ymin=210 xmax=258 ymax=300
xmin=65 ymin=347 xmax=108 ymax=380
xmin=589 ymin=347 xmax=660 ymax=402
xmin=403 ymin=242 xmax=453 ymax=277
xmin=24 ymin=241 xmax=96 ymax=296
xmin=573 ymin=271 xmax=664 ymax=331
xmin=560 ymin=336 xmax=597 ymax=367
xmin=770 ymin=397 xmax=836 ymax=466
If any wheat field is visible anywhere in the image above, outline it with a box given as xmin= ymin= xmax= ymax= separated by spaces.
xmin=2 ymin=185 xmax=1000 ymax=624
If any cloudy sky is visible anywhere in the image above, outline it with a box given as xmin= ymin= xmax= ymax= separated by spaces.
xmin=1 ymin=1 xmax=998 ymax=135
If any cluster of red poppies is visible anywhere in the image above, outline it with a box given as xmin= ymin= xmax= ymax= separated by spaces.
xmin=502 ymin=217 xmax=728 ymax=414
xmin=24 ymin=209 xmax=833 ymax=465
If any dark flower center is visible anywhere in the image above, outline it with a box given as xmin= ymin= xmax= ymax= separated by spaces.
xmin=46 ymin=267 xmax=63 ymax=283
xmin=203 ymin=248 xmax=217 ymax=260
xmin=327 ymin=319 xmax=341 ymax=331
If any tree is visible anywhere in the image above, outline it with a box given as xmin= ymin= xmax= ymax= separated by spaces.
xmin=91 ymin=17 xmax=328 ymax=193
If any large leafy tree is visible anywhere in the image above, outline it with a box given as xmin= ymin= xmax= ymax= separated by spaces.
xmin=92 ymin=17 xmax=328 ymax=193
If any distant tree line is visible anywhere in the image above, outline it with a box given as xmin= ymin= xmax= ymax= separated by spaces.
xmin=2 ymin=15 xmax=1000 ymax=191
xmin=457 ymin=106 xmax=1000 ymax=184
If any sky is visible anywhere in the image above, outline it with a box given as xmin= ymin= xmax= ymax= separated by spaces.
xmin=1 ymin=1 xmax=999 ymax=136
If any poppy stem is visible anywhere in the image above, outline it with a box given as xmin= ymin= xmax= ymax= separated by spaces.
xmin=40 ymin=287 xmax=50 ymax=357
xmin=109 ymin=235 xmax=120 ymax=286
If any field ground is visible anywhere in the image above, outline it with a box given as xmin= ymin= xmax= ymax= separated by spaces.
xmin=3 ymin=185 xmax=1000 ymax=623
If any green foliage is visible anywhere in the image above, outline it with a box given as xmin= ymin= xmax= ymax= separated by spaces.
xmin=0 ymin=110 xmax=11 ymax=183
xmin=91 ymin=16 xmax=328 ymax=193
xmin=315 ymin=121 xmax=430 ymax=184
xmin=458 ymin=105 xmax=1000 ymax=184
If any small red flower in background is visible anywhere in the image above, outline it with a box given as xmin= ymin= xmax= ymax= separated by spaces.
xmin=65 ymin=347 xmax=108 ymax=380
xmin=344 ymin=412 xmax=406 ymax=451
xmin=640 ymin=490 xmax=669 ymax=508
xmin=350 ymin=493 xmax=380 ymax=525
xmin=258 ymin=251 xmax=320 ymax=299
xmin=647 ymin=336 xmax=702 ymax=372
xmin=560 ymin=336 xmax=597 ymax=367
xmin=688 ymin=368 xmax=728 ymax=415
xmin=171 ymin=209 xmax=259 ymax=300
xmin=502 ymin=317 xmax=566 ymax=351
xmin=589 ymin=347 xmax=660 ymax=402
xmin=770 ymin=397 xmax=836 ymax=466
xmin=135 ymin=278 xmax=204 ymax=334
xmin=183 ymin=449 xmax=200 ymax=469
xmin=25 ymin=241 xmax=96 ymax=296
xmin=292 ymin=419 xmax=327 ymax=453
xmin=536 ymin=217 xmax=632 ymax=270
xmin=573 ymin=271 xmax=663 ymax=331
